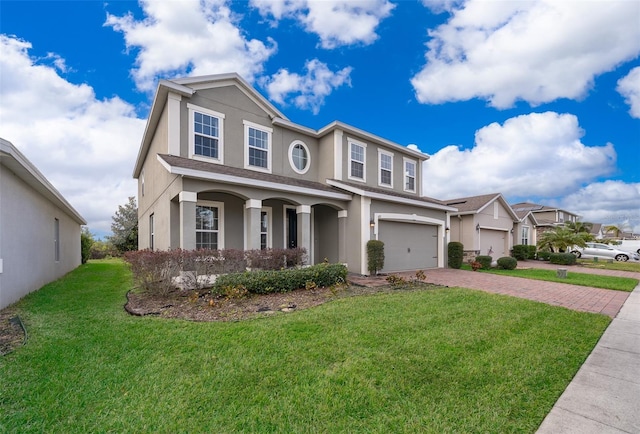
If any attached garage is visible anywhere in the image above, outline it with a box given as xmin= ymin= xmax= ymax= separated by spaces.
xmin=479 ymin=229 xmax=508 ymax=257
xmin=378 ymin=221 xmax=439 ymax=272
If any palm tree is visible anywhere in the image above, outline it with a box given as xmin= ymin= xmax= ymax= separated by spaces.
xmin=604 ymin=223 xmax=631 ymax=239
xmin=565 ymin=221 xmax=595 ymax=243
xmin=537 ymin=226 xmax=588 ymax=252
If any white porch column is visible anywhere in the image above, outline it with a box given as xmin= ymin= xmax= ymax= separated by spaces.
xmin=245 ymin=199 xmax=262 ymax=250
xmin=179 ymin=191 xmax=197 ymax=250
xmin=297 ymin=205 xmax=311 ymax=264
xmin=338 ymin=210 xmax=348 ymax=264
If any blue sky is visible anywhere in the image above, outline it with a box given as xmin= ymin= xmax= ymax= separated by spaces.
xmin=1 ymin=0 xmax=639 ymax=238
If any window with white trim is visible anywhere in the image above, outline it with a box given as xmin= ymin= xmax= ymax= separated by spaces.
xmin=378 ymin=150 xmax=393 ymax=187
xmin=244 ymin=121 xmax=272 ymax=172
xmin=404 ymin=159 xmax=416 ymax=193
xmin=54 ymin=218 xmax=60 ymax=262
xmin=348 ymin=139 xmax=366 ymax=181
xmin=260 ymin=207 xmax=272 ymax=250
xmin=196 ymin=202 xmax=224 ymax=250
xmin=289 ymin=141 xmax=310 ymax=174
xmin=521 ymin=226 xmax=530 ymax=245
xmin=494 ymin=202 xmax=499 ymax=219
xmin=141 ymin=169 xmax=145 ymax=197
xmin=149 ymin=213 xmax=155 ymax=250
xmin=188 ymin=104 xmax=225 ymax=163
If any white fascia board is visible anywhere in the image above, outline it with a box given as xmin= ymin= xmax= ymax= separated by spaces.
xmin=478 ymin=225 xmax=511 ymax=232
xmin=272 ymin=117 xmax=318 ymax=136
xmin=133 ymin=81 xmax=195 ymax=178
xmin=326 ymin=179 xmax=456 ymax=212
xmin=1 ymin=138 xmax=87 ymax=225
xmin=318 ymin=121 xmax=429 ymax=161
xmin=158 ymin=156 xmax=352 ymax=201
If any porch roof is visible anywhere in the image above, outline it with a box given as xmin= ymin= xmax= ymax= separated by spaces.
xmin=157 ymin=154 xmax=352 ymax=201
xmin=326 ymin=179 xmax=457 ymax=212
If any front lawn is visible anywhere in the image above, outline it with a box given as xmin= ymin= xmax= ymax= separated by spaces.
xmin=1 ymin=260 xmax=610 ymax=433
xmin=577 ymin=259 xmax=640 ymax=273
xmin=461 ymin=265 xmax=638 ymax=292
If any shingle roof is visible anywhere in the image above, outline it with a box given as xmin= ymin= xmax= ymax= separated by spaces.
xmin=445 ymin=193 xmax=501 ymax=213
xmin=158 ymin=154 xmax=345 ymax=194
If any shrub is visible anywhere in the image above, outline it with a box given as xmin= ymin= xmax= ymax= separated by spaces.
xmin=469 ymin=260 xmax=482 ymax=271
xmin=367 ymin=240 xmax=385 ymax=275
xmin=512 ymin=245 xmax=529 ymax=261
xmin=448 ymin=241 xmax=464 ymax=269
xmin=537 ymin=251 xmax=552 ymax=261
xmin=476 ymin=255 xmax=493 ymax=269
xmin=245 ymin=248 xmax=307 ymax=270
xmin=549 ymin=253 xmax=577 ymax=265
xmin=80 ymin=230 xmax=93 ymax=264
xmin=497 ymin=256 xmax=517 ymax=270
xmin=212 ymin=263 xmax=347 ymax=295
xmin=386 ymin=274 xmax=407 ymax=286
xmin=527 ymin=245 xmax=537 ymax=259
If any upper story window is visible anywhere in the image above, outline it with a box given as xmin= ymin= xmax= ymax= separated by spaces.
xmin=404 ymin=158 xmax=416 ymax=193
xmin=348 ymin=139 xmax=366 ymax=182
xmin=378 ymin=150 xmax=393 ymax=188
xmin=289 ymin=140 xmax=310 ymax=174
xmin=494 ymin=202 xmax=499 ymax=219
xmin=188 ymin=103 xmax=225 ymax=163
xmin=244 ymin=120 xmax=272 ymax=173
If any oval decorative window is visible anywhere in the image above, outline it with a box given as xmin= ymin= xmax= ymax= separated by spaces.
xmin=288 ymin=141 xmax=310 ymax=174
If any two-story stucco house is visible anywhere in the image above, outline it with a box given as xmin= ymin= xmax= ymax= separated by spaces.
xmin=511 ymin=202 xmax=580 ymax=241
xmin=133 ymin=73 xmax=455 ymax=275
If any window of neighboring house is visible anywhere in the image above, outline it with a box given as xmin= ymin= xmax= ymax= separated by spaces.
xmin=521 ymin=226 xmax=530 ymax=245
xmin=149 ymin=213 xmax=155 ymax=250
xmin=289 ymin=141 xmax=310 ymax=174
xmin=378 ymin=150 xmax=393 ymax=187
xmin=244 ymin=121 xmax=272 ymax=172
xmin=349 ymin=139 xmax=366 ymax=181
xmin=54 ymin=218 xmax=60 ymax=262
xmin=260 ymin=208 xmax=272 ymax=250
xmin=196 ymin=202 xmax=224 ymax=250
xmin=188 ymin=104 xmax=224 ymax=163
xmin=404 ymin=158 xmax=416 ymax=193
xmin=558 ymin=211 xmax=564 ymax=222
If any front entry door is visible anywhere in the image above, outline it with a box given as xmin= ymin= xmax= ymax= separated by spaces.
xmin=286 ymin=208 xmax=298 ymax=248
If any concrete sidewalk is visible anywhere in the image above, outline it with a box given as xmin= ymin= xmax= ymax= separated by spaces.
xmin=536 ymin=283 xmax=640 ymax=433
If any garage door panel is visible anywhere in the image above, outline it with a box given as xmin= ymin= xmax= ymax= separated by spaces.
xmin=480 ymin=230 xmax=507 ymax=257
xmin=379 ymin=221 xmax=438 ymax=272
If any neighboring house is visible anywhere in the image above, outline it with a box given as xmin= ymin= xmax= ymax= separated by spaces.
xmin=589 ymin=223 xmax=606 ymax=240
xmin=0 ymin=138 xmax=86 ymax=310
xmin=445 ymin=193 xmax=519 ymax=260
xmin=511 ymin=202 xmax=580 ymax=240
xmin=513 ymin=209 xmax=538 ymax=248
xmin=133 ymin=73 xmax=456 ymax=275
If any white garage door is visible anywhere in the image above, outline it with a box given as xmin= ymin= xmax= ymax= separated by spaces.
xmin=379 ymin=221 xmax=438 ymax=272
xmin=480 ymin=229 xmax=507 ymax=258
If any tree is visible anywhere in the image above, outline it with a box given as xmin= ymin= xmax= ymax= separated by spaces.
xmin=109 ymin=196 xmax=138 ymax=254
xmin=80 ymin=227 xmax=95 ymax=264
xmin=537 ymin=226 xmax=587 ymax=253
xmin=564 ymin=221 xmax=594 ymax=243
xmin=604 ymin=223 xmax=631 ymax=238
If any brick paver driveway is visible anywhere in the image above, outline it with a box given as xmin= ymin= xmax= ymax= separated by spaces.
xmin=423 ymin=261 xmax=637 ymax=318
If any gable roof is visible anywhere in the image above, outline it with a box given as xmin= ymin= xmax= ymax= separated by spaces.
xmin=445 ymin=192 xmax=519 ymax=221
xmin=514 ymin=209 xmax=539 ymax=225
xmin=1 ymin=138 xmax=86 ymax=225
xmin=511 ymin=201 xmax=579 ymax=217
xmin=133 ymin=73 xmax=287 ymax=179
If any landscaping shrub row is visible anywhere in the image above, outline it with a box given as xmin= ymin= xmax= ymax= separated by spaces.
xmin=212 ymin=262 xmax=348 ymax=295
xmin=549 ymin=252 xmax=577 ymax=265
xmin=124 ymin=247 xmax=307 ymax=293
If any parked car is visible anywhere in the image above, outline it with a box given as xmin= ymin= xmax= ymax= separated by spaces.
xmin=571 ymin=243 xmax=640 ymax=262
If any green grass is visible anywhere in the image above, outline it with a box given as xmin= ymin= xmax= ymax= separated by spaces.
xmin=461 ymin=265 xmax=638 ymax=292
xmin=1 ymin=260 xmax=611 ymax=433
xmin=577 ymin=259 xmax=640 ymax=273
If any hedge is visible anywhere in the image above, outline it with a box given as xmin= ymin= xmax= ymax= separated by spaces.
xmin=212 ymin=263 xmax=348 ymax=295
xmin=549 ymin=253 xmax=577 ymax=266
xmin=476 ymin=255 xmax=493 ymax=269
xmin=512 ymin=245 xmax=529 ymax=261
xmin=448 ymin=242 xmax=464 ymax=269
xmin=497 ymin=256 xmax=517 ymax=270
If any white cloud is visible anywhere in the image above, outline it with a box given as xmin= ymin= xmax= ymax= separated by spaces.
xmin=251 ymin=0 xmax=394 ymax=49
xmin=617 ymin=67 xmax=640 ymax=119
xmin=561 ymin=181 xmax=640 ymax=233
xmin=412 ymin=0 xmax=640 ymax=108
xmin=105 ymin=0 xmax=276 ymax=92
xmin=423 ymin=112 xmax=616 ymax=199
xmin=261 ymin=59 xmax=352 ymax=114
xmin=0 ymin=35 xmax=145 ymax=236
